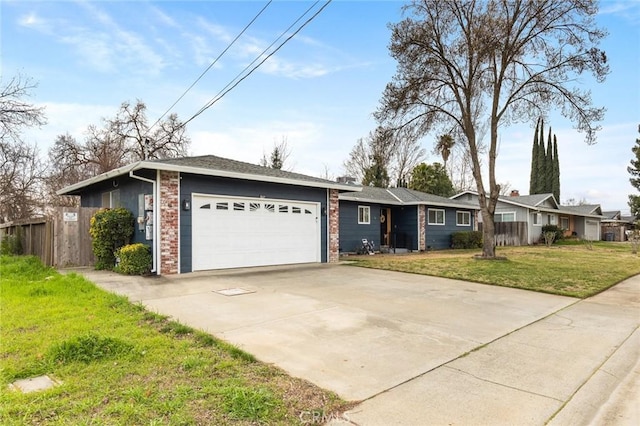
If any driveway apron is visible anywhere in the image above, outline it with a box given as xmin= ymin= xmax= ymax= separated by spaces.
xmin=68 ymin=265 xmax=639 ymax=425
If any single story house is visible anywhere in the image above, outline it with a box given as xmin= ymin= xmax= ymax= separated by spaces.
xmin=58 ymin=155 xmax=358 ymax=275
xmin=339 ymin=186 xmax=479 ymax=252
xmin=601 ymin=210 xmax=635 ymax=241
xmin=451 ymin=191 xmax=603 ymax=244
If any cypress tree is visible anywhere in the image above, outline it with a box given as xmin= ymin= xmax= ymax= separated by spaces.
xmin=552 ymin=134 xmax=560 ymax=202
xmin=545 ymin=127 xmax=553 ymax=193
xmin=529 ymin=118 xmax=540 ymax=194
xmin=535 ymin=119 xmax=547 ymax=194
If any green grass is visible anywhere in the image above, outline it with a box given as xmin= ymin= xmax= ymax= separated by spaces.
xmin=346 ymin=241 xmax=640 ymax=298
xmin=0 ymin=256 xmax=348 ymax=425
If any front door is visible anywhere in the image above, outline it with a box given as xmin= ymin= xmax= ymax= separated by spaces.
xmin=380 ymin=208 xmax=391 ymax=246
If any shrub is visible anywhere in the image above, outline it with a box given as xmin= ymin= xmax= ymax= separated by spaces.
xmin=89 ymin=208 xmax=134 ymax=270
xmin=451 ymin=231 xmax=483 ymax=249
xmin=542 ymin=224 xmax=563 ymax=243
xmin=115 ymin=243 xmax=152 ymax=275
xmin=0 ymin=232 xmax=23 ymax=255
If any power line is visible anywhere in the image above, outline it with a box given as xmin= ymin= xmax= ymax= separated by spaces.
xmin=182 ymin=0 xmax=332 ymax=128
xmin=148 ymin=0 xmax=273 ymax=132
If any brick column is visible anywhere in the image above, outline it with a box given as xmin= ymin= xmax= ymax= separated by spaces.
xmin=418 ymin=205 xmax=426 ymax=251
xmin=159 ymin=171 xmax=179 ymax=274
xmin=328 ymin=189 xmax=340 ymax=263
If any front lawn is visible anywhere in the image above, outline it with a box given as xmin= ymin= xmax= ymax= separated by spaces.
xmin=0 ymin=256 xmax=348 ymax=425
xmin=345 ymin=241 xmax=640 ymax=298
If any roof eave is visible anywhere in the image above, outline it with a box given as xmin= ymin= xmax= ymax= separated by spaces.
xmin=57 ymin=161 xmax=360 ymax=195
xmin=56 ymin=162 xmax=146 ymax=195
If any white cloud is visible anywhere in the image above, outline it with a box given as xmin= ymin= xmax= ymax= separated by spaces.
xmin=23 ymin=102 xmax=115 ymax=150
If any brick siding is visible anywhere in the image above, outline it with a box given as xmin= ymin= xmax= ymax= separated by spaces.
xmin=418 ymin=205 xmax=426 ymax=251
xmin=328 ymin=189 xmax=340 ymax=263
xmin=159 ymin=171 xmax=179 ymax=274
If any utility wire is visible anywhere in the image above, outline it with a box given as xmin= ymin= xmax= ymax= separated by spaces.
xmin=182 ymin=0 xmax=331 ymax=128
xmin=148 ymin=0 xmax=273 ymax=132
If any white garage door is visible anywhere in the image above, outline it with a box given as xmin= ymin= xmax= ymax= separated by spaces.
xmin=191 ymin=194 xmax=321 ymax=271
xmin=585 ymin=220 xmax=599 ymax=240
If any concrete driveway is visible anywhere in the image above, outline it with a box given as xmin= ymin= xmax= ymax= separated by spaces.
xmin=71 ymin=264 xmax=639 ymax=425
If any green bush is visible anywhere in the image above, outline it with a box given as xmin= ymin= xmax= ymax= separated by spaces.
xmin=115 ymin=243 xmax=152 ymax=275
xmin=90 ymin=208 xmax=134 ymax=270
xmin=0 ymin=232 xmax=23 ymax=255
xmin=451 ymin=231 xmax=483 ymax=249
xmin=542 ymin=224 xmax=564 ymax=243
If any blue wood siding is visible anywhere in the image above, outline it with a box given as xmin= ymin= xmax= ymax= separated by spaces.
xmin=425 ymin=208 xmax=475 ymax=250
xmin=392 ymin=206 xmax=418 ymax=250
xmin=78 ymin=176 xmax=153 ymax=246
xmin=180 ymin=174 xmax=328 ymax=273
xmin=338 ymin=201 xmax=381 ymax=252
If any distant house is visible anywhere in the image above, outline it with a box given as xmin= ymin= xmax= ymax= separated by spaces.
xmin=339 ymin=186 xmax=479 ymax=253
xmin=451 ymin=191 xmax=603 ymax=244
xmin=602 ymin=210 xmax=635 ymax=241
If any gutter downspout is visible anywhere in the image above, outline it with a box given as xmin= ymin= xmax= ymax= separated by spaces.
xmin=129 ymin=170 xmax=157 ymax=274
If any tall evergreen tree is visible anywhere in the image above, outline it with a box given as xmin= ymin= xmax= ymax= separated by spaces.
xmin=529 ymin=118 xmax=540 ymax=194
xmin=545 ymin=127 xmax=553 ymax=193
xmin=535 ymin=119 xmax=547 ymax=193
xmin=552 ymin=135 xmax=560 ymax=201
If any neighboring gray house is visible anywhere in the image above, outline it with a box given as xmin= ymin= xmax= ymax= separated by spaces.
xmin=452 ymin=191 xmax=603 ymax=244
xmin=58 ymin=155 xmax=357 ymax=275
xmin=339 ymin=186 xmax=479 ymax=252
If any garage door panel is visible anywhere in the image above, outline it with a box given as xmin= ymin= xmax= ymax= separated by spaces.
xmin=192 ymin=194 xmax=320 ymax=271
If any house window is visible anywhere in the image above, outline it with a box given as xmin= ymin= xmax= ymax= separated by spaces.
xmin=358 ymin=206 xmax=370 ymax=224
xmin=547 ymin=214 xmax=557 ymax=225
xmin=428 ymin=208 xmax=445 ymax=225
xmin=495 ymin=212 xmax=515 ymax=222
xmin=533 ymin=213 xmax=542 ymax=226
xmin=456 ymin=211 xmax=471 ymax=226
xmin=560 ymin=217 xmax=569 ymax=229
xmin=101 ymin=189 xmax=120 ymax=208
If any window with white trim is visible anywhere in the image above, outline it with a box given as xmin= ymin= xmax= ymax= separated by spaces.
xmin=456 ymin=211 xmax=471 ymax=226
xmin=533 ymin=213 xmax=542 ymax=226
xmin=547 ymin=214 xmax=557 ymax=225
xmin=495 ymin=212 xmax=515 ymax=222
xmin=358 ymin=206 xmax=370 ymax=224
xmin=101 ymin=189 xmax=120 ymax=208
xmin=560 ymin=217 xmax=569 ymax=229
xmin=428 ymin=208 xmax=445 ymax=225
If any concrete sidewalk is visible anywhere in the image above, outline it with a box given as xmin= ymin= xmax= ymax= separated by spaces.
xmin=340 ymin=275 xmax=640 ymax=426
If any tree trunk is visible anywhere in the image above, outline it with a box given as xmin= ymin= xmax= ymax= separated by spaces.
xmin=480 ymin=208 xmax=496 ymax=258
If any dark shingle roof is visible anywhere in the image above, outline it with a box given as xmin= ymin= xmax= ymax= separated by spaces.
xmin=340 ymin=186 xmax=478 ymax=209
xmin=498 ymin=193 xmax=555 ymax=207
xmin=151 ymin=155 xmax=337 ymax=186
xmin=389 ymin=187 xmax=477 ymax=208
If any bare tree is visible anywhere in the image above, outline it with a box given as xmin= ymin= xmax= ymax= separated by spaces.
xmin=393 ymin=127 xmax=426 ymax=186
xmin=343 ymin=137 xmax=372 ymax=182
xmin=0 ymin=74 xmax=47 ymax=222
xmin=110 ymin=101 xmax=190 ymax=160
xmin=376 ymin=0 xmax=608 ymax=258
xmin=260 ymin=136 xmax=292 ymax=170
xmin=0 ymin=74 xmax=46 ymax=144
xmin=47 ymin=100 xmax=191 ymax=195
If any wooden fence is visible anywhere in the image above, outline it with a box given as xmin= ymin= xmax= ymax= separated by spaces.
xmin=479 ymin=221 xmax=528 ymax=246
xmin=0 ymin=207 xmax=99 ymax=267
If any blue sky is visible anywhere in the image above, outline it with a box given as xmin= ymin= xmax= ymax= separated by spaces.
xmin=2 ymin=0 xmax=639 ymax=213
